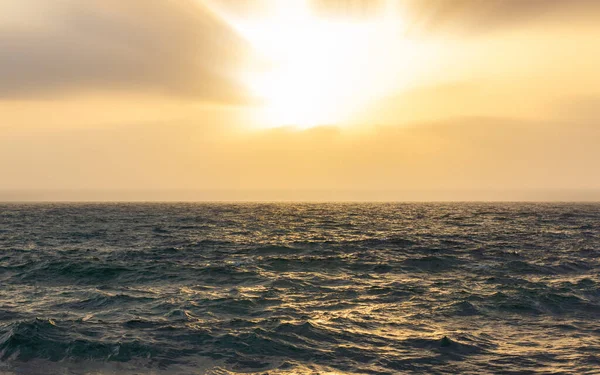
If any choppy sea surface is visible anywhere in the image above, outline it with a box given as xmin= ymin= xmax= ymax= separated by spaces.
xmin=0 ymin=203 xmax=599 ymax=375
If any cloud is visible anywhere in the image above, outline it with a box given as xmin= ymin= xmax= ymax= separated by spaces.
xmin=552 ymin=95 xmax=600 ymax=126
xmin=2 ymin=0 xmax=596 ymax=101
xmin=3 ymin=115 xmax=598 ymax=194
xmin=309 ymin=0 xmax=599 ymax=33
xmin=403 ymin=0 xmax=600 ymax=33
xmin=0 ymin=0 xmax=251 ymax=102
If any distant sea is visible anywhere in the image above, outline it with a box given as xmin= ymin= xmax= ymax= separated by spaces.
xmin=0 ymin=203 xmax=599 ymax=374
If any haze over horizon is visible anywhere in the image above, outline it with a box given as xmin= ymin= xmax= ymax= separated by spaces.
xmin=2 ymin=189 xmax=600 ymax=202
xmin=2 ymin=0 xmax=599 ymax=201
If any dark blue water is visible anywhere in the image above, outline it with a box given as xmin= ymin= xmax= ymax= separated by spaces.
xmin=0 ymin=203 xmax=599 ymax=374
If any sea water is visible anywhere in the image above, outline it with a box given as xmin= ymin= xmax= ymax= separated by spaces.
xmin=0 ymin=203 xmax=599 ymax=374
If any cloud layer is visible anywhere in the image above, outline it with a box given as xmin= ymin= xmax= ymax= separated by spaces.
xmin=1 ymin=0 xmax=598 ymax=100
xmin=312 ymin=0 xmax=600 ymax=32
xmin=0 ymin=0 xmax=250 ymax=101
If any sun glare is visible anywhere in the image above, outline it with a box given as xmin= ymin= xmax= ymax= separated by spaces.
xmin=202 ymin=0 xmax=429 ymax=129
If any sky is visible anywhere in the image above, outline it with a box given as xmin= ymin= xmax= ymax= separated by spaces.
xmin=1 ymin=0 xmax=599 ymax=201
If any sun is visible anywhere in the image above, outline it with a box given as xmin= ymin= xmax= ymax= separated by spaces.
xmin=201 ymin=0 xmax=427 ymax=129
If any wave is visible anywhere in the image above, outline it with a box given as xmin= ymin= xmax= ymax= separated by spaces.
xmin=0 ymin=318 xmax=158 ymax=363
xmin=1 ymin=203 xmax=600 ymax=374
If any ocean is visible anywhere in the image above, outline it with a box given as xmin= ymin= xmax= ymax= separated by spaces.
xmin=0 ymin=203 xmax=599 ymax=374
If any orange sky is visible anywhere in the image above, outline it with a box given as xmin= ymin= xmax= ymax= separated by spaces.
xmin=1 ymin=0 xmax=599 ymax=201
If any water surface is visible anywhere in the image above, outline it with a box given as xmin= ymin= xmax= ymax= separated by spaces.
xmin=0 ymin=203 xmax=599 ymax=374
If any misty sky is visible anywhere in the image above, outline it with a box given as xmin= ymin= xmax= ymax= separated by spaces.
xmin=1 ymin=0 xmax=599 ymax=201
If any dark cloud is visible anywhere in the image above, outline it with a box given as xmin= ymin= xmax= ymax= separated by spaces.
xmin=0 ymin=0 xmax=251 ymax=102
xmin=403 ymin=0 xmax=600 ymax=33
xmin=311 ymin=0 xmax=600 ymax=33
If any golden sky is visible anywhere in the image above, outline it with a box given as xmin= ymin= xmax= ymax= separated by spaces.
xmin=1 ymin=0 xmax=599 ymax=200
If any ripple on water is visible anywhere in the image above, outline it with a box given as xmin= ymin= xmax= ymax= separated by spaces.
xmin=0 ymin=203 xmax=599 ymax=374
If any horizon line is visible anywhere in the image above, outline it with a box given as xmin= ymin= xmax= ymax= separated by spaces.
xmin=1 ymin=189 xmax=600 ymax=203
